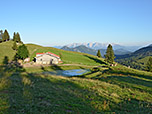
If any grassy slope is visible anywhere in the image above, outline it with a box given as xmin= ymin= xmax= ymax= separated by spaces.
xmin=0 ymin=41 xmax=106 ymax=66
xmin=0 ymin=41 xmax=16 ymax=64
xmin=26 ymin=44 xmax=106 ymax=66
xmin=0 ymin=41 xmax=152 ymax=113
xmin=0 ymin=64 xmax=152 ymax=113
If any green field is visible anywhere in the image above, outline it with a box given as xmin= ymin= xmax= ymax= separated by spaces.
xmin=0 ymin=41 xmax=106 ymax=66
xmin=0 ymin=41 xmax=152 ymax=113
xmin=0 ymin=63 xmax=152 ymax=113
xmin=0 ymin=41 xmax=16 ymax=64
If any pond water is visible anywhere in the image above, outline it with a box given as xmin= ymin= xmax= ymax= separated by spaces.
xmin=43 ymin=69 xmax=89 ymax=77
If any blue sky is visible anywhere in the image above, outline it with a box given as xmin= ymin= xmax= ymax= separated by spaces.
xmin=0 ymin=0 xmax=152 ymax=46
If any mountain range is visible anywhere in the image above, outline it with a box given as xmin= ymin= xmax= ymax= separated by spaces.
xmin=61 ymin=45 xmax=132 ymax=56
xmin=64 ymin=42 xmax=142 ymax=52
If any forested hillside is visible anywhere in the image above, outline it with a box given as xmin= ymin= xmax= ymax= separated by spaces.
xmin=116 ymin=44 xmax=152 ymax=70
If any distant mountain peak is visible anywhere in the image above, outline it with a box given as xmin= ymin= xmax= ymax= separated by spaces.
xmin=55 ymin=42 xmax=145 ymax=52
xmin=65 ymin=42 xmax=121 ymax=50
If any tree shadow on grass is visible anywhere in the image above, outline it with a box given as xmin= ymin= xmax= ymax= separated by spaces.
xmin=84 ymin=55 xmax=107 ymax=65
xmin=88 ymin=68 xmax=152 ymax=93
xmin=41 ymin=65 xmax=48 ymax=72
xmin=112 ymin=98 xmax=152 ymax=113
xmin=1 ymin=64 xmax=152 ymax=113
xmin=75 ymin=71 xmax=97 ymax=78
xmin=106 ymin=68 xmax=152 ymax=81
xmin=11 ymin=72 xmax=152 ymax=113
xmin=40 ymin=65 xmax=64 ymax=76
xmin=78 ymin=67 xmax=152 ymax=93
xmin=7 ymin=72 xmax=102 ymax=113
xmin=95 ymin=75 xmax=152 ymax=92
xmin=50 ymin=65 xmax=63 ymax=71
xmin=0 ymin=56 xmax=152 ymax=113
xmin=0 ymin=58 xmax=26 ymax=113
xmin=76 ymin=68 xmax=101 ymax=78
xmin=0 ymin=58 xmax=100 ymax=113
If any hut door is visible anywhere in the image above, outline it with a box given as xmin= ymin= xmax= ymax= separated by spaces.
xmin=50 ymin=59 xmax=53 ymax=64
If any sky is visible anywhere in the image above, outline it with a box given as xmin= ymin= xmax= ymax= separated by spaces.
xmin=0 ymin=0 xmax=152 ymax=46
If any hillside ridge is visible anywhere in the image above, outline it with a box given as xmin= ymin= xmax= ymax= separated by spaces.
xmin=116 ymin=45 xmax=152 ymax=70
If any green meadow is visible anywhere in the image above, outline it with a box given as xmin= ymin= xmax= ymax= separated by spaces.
xmin=0 ymin=41 xmax=152 ymax=113
xmin=0 ymin=63 xmax=152 ymax=113
xmin=0 ymin=41 xmax=106 ymax=66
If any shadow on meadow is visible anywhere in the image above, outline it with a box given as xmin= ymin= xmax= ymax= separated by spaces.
xmin=84 ymin=67 xmax=152 ymax=93
xmin=50 ymin=65 xmax=63 ymax=71
xmin=84 ymin=55 xmax=107 ymax=65
xmin=77 ymin=67 xmax=101 ymax=78
xmin=7 ymin=73 xmax=99 ymax=113
xmin=0 ymin=56 xmax=152 ymax=113
xmin=106 ymin=67 xmax=152 ymax=80
xmin=0 ymin=57 xmax=98 ymax=113
xmin=94 ymin=75 xmax=152 ymax=94
xmin=7 ymin=73 xmax=152 ymax=113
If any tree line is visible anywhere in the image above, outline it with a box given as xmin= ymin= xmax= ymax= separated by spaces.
xmin=0 ymin=29 xmax=29 ymax=61
xmin=0 ymin=29 xmax=22 ymax=43
xmin=0 ymin=29 xmax=10 ymax=42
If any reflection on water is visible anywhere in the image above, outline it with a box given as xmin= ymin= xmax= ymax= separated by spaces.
xmin=43 ymin=69 xmax=89 ymax=77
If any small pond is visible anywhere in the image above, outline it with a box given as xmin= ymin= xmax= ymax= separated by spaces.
xmin=43 ymin=69 xmax=89 ymax=77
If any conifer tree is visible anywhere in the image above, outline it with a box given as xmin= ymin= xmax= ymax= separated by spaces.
xmin=97 ymin=50 xmax=102 ymax=58
xmin=104 ymin=44 xmax=115 ymax=64
xmin=13 ymin=32 xmax=16 ymax=41
xmin=13 ymin=32 xmax=21 ymax=43
xmin=6 ymin=30 xmax=10 ymax=41
xmin=17 ymin=44 xmax=29 ymax=60
xmin=146 ymin=57 xmax=152 ymax=72
xmin=12 ymin=41 xmax=17 ymax=50
xmin=16 ymin=32 xmax=21 ymax=43
xmin=3 ymin=56 xmax=9 ymax=65
xmin=2 ymin=29 xmax=10 ymax=41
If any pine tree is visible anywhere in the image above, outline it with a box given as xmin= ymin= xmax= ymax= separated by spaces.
xmin=17 ymin=44 xmax=29 ymax=60
xmin=146 ymin=57 xmax=152 ymax=72
xmin=13 ymin=32 xmax=21 ymax=43
xmin=13 ymin=32 xmax=16 ymax=41
xmin=5 ymin=30 xmax=10 ymax=41
xmin=12 ymin=41 xmax=17 ymax=50
xmin=3 ymin=56 xmax=9 ymax=65
xmin=104 ymin=44 xmax=115 ymax=64
xmin=97 ymin=50 xmax=102 ymax=58
xmin=2 ymin=29 xmax=10 ymax=41
xmin=16 ymin=32 xmax=21 ymax=43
